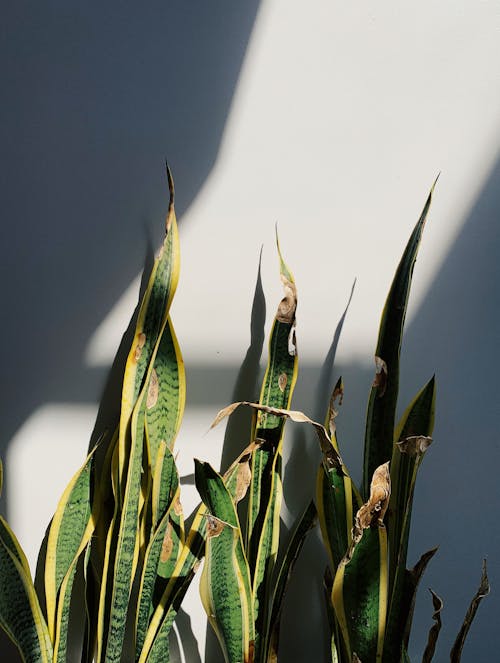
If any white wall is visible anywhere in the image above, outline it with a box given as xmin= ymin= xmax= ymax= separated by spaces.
xmin=2 ymin=1 xmax=500 ymax=661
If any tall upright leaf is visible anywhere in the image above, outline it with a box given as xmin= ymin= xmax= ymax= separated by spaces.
xmin=363 ymin=182 xmax=436 ymax=498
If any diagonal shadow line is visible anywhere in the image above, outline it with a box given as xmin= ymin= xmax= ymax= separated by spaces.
xmin=313 ymin=278 xmax=357 ymax=423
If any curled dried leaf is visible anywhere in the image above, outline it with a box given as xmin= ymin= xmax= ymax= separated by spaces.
xmin=422 ymin=589 xmax=443 ymax=663
xmin=348 ymin=462 xmax=391 ymax=558
xmin=397 ymin=435 xmax=433 ymax=455
xmin=372 ymin=356 xmax=388 ymax=397
xmin=234 ymin=459 xmax=252 ymax=504
xmin=210 ymin=401 xmax=343 ymax=471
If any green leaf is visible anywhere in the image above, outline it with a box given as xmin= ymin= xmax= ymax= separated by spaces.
xmin=0 ymin=531 xmax=53 ymax=663
xmin=388 ymin=376 xmax=436 ymax=586
xmin=363 ymin=181 xmax=436 ymax=499
xmin=333 ymin=525 xmax=388 ymax=662
xmin=240 ymin=241 xmax=298 ymax=662
xmin=383 ymin=378 xmax=436 ymax=662
xmin=332 ymin=462 xmax=391 ymax=662
xmin=45 ymin=447 xmax=97 ymax=643
xmin=316 ymin=379 xmax=363 ymax=573
xmin=99 ymin=390 xmax=147 ymax=663
xmin=144 ymin=316 xmax=185 ymax=474
xmin=118 ymin=166 xmax=180 ymax=494
xmin=135 ymin=467 xmax=182 ymax=659
xmin=195 ymin=460 xmax=255 ymax=663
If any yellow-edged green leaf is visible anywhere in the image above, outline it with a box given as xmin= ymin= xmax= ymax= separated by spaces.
xmin=135 ymin=478 xmax=182 ymax=658
xmin=101 ymin=387 xmax=147 ymax=663
xmin=118 ymin=167 xmax=180 ymax=492
xmin=45 ymin=447 xmax=97 ymax=642
xmin=363 ymin=181 xmax=436 ymax=499
xmin=388 ymin=376 xmax=435 ymax=586
xmin=138 ymin=443 xmax=257 ymax=662
xmin=0 ymin=533 xmax=52 ymax=663
xmin=246 ymin=237 xmax=297 ymax=559
xmin=383 ymin=378 xmax=436 ymax=662
xmin=317 ymin=379 xmax=363 ymax=573
xmin=195 ymin=460 xmax=255 ymax=663
xmin=145 ymin=315 xmax=185 ymax=474
xmin=332 ymin=462 xmax=390 ymax=662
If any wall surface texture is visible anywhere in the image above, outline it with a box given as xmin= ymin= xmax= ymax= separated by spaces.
xmin=2 ymin=1 xmax=500 ymax=661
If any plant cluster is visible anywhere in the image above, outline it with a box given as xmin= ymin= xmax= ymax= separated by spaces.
xmin=0 ymin=170 xmax=489 ymax=663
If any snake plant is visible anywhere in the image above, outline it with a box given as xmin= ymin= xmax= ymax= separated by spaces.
xmin=0 ymin=168 xmax=209 ymax=663
xmin=0 ymin=174 xmax=489 ymax=663
xmin=195 ymin=240 xmax=317 ymax=663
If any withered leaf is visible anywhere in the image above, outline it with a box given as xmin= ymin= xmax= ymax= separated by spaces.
xmin=210 ymin=401 xmax=343 ymax=471
xmin=348 ymin=462 xmax=391 ymax=558
xmin=422 ymin=589 xmax=443 ymax=663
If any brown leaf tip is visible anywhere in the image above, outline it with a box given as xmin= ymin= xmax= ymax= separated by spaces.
xmin=276 ymin=276 xmax=297 ymax=324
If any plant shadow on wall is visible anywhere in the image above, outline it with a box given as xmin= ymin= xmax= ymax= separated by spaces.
xmin=1 ymin=4 xmax=261 ymax=658
xmin=0 ymin=169 xmax=495 ymax=663
xmin=0 ymin=0 xmax=261 ymax=512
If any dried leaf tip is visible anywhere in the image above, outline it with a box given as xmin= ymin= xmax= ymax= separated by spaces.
xmin=275 ymin=235 xmax=297 ymax=324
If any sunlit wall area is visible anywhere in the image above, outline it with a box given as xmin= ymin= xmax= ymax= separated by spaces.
xmin=2 ymin=2 xmax=500 ymax=661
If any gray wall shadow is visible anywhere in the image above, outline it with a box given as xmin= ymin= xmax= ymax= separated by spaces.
xmin=399 ymin=160 xmax=500 ymax=659
xmin=276 ymin=159 xmax=500 ymax=660
xmin=0 ymin=2 xmax=260 ymax=660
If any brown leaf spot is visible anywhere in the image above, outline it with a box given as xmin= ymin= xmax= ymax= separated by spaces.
xmin=147 ymin=368 xmax=159 ymax=409
xmin=134 ymin=332 xmax=147 ymax=362
xmin=160 ymin=522 xmax=173 ymax=563
xmin=278 ymin=372 xmax=288 ymax=392
xmin=372 ymin=356 xmax=388 ymax=396
xmin=173 ymin=496 xmax=183 ymax=517
xmin=206 ymin=514 xmax=226 ymax=538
